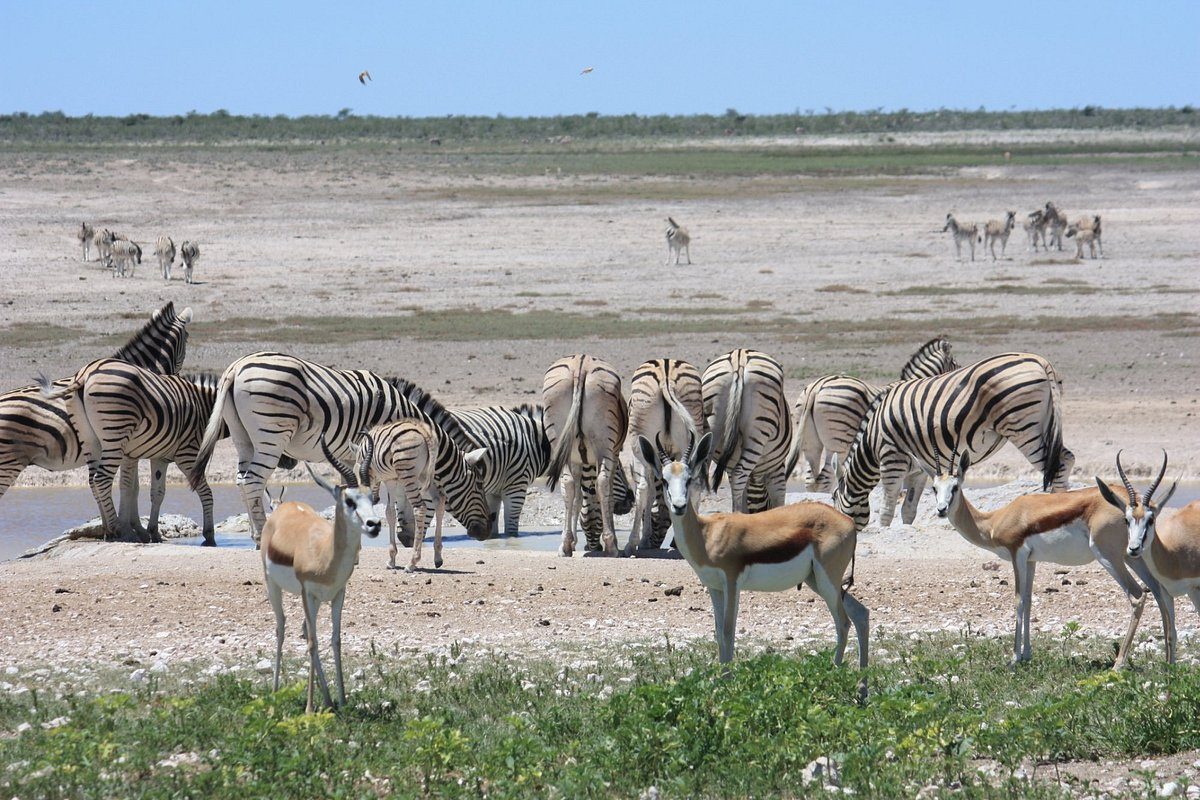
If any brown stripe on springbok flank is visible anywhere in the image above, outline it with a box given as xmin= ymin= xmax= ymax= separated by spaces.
xmin=266 ymin=539 xmax=294 ymax=568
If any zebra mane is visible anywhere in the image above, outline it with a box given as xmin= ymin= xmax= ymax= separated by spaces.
xmin=182 ymin=371 xmax=222 ymax=392
xmin=898 ymin=336 xmax=957 ymax=380
xmin=387 ymin=377 xmax=475 ymax=450
xmin=507 ymin=402 xmax=544 ymax=421
xmin=109 ymin=302 xmax=190 ymax=376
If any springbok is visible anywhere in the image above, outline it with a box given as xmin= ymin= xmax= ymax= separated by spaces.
xmin=942 ymin=214 xmax=980 ymax=261
xmin=933 ymin=450 xmax=1168 ymax=667
xmin=78 ymin=222 xmax=94 ymax=261
xmin=266 ymin=485 xmax=288 ymax=513
xmin=984 ymin=211 xmax=1016 ymax=260
xmin=1098 ymin=451 xmax=1200 ymax=663
xmin=665 ymin=217 xmax=691 ymax=265
xmin=637 ymin=432 xmax=869 ymax=686
xmin=262 ymin=439 xmax=381 ymax=713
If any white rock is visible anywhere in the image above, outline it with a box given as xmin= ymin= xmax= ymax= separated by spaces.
xmin=150 ymin=659 xmax=169 ymax=674
xmin=4 ymin=666 xmax=18 ymax=676
xmin=130 ymin=668 xmax=147 ymax=683
xmin=157 ymin=751 xmax=201 ymax=770
xmin=1159 ymin=782 xmax=1182 ymax=798
xmin=254 ymin=659 xmax=273 ymax=675
xmin=15 ymin=722 xmax=31 ymax=734
xmin=41 ymin=716 xmax=70 ymax=730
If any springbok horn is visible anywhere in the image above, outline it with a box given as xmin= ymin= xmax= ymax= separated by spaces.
xmin=683 ymin=429 xmax=695 ymax=463
xmin=1145 ymin=449 xmax=1169 ymax=505
xmin=358 ymin=434 xmax=375 ymax=489
xmin=1115 ymin=450 xmax=1138 ymax=506
xmin=320 ymin=436 xmax=358 ymax=487
xmin=655 ymin=433 xmax=670 ymax=465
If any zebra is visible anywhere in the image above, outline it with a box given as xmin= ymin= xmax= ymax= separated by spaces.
xmin=1066 ymin=223 xmax=1099 ymax=259
xmin=0 ymin=303 xmax=192 ymax=514
xmin=77 ymin=222 xmax=94 ymax=261
xmin=626 ymin=357 xmax=707 ymax=553
xmin=665 ymin=217 xmax=691 ymax=265
xmin=1070 ymin=214 xmax=1103 ymax=257
xmin=93 ymin=228 xmax=115 ymax=268
xmin=191 ymin=352 xmax=494 ymax=544
xmin=833 ymin=352 xmax=1075 ymax=533
xmin=787 ymin=336 xmax=959 ymax=507
xmin=110 ymin=240 xmax=142 ymax=278
xmin=180 ymin=241 xmax=200 ymax=284
xmin=543 ymin=354 xmax=629 ymax=556
xmin=942 ymin=214 xmax=980 ymax=261
xmin=1023 ymin=209 xmax=1048 ymax=251
xmin=983 ymin=211 xmax=1016 ymax=260
xmin=1044 ymin=202 xmax=1068 ymax=251
xmin=702 ymin=349 xmax=792 ymax=514
xmin=40 ymin=361 xmax=222 ymax=544
xmin=356 ymin=417 xmax=489 ymax=572
xmin=155 ymin=236 xmax=176 ymax=281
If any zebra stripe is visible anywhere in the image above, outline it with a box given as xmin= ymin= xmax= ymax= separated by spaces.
xmin=0 ymin=302 xmax=192 ymax=506
xmin=665 ymin=217 xmax=691 ymax=265
xmin=627 ymin=357 xmax=707 ymax=551
xmin=179 ymin=241 xmax=199 ymax=284
xmin=41 ymin=359 xmax=220 ymax=544
xmin=833 ymin=352 xmax=1074 ymax=532
xmin=191 ymin=351 xmax=493 ymax=543
xmin=702 ymin=349 xmax=791 ymax=514
xmin=787 ymin=337 xmax=958 ymax=493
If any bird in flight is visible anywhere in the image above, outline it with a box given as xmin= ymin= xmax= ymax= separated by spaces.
xmin=579 ymin=66 xmax=594 ymax=75
xmin=359 ymin=70 xmax=372 ymax=84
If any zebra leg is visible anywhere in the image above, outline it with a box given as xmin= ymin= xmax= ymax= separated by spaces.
xmin=191 ymin=469 xmax=216 ymax=547
xmin=558 ymin=466 xmax=582 ymax=557
xmin=147 ymin=458 xmax=168 ymax=544
xmin=625 ymin=460 xmax=653 ymax=555
xmin=406 ymin=485 xmax=429 ymax=573
xmin=117 ymin=458 xmax=149 ymax=541
xmin=684 ymin=243 xmax=691 ymax=265
xmin=432 ymin=493 xmax=445 ymax=570
xmin=727 ymin=464 xmax=750 ymax=514
xmin=385 ymin=479 xmax=402 ymax=569
xmin=501 ymin=488 xmax=526 ymax=536
xmin=900 ymin=470 xmax=928 ymax=526
xmin=596 ymin=457 xmax=618 ymax=556
xmin=486 ymin=493 xmax=502 ymax=537
xmin=764 ymin=470 xmax=787 ymax=511
xmin=88 ymin=455 xmax=126 ymax=541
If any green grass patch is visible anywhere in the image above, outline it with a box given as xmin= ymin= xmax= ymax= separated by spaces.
xmin=2 ymin=637 xmax=1200 ymax=798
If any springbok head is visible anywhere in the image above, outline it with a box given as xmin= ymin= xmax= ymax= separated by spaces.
xmin=637 ymin=431 xmax=713 ymax=516
xmin=265 ymin=485 xmax=288 ymax=513
xmin=1095 ymin=450 xmax=1178 ymax=559
xmin=932 ymin=449 xmax=972 ymax=519
xmin=306 ymin=437 xmax=381 ymax=540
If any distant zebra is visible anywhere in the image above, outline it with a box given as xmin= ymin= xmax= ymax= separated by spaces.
xmin=93 ymin=229 xmax=115 ymax=268
xmin=110 ymin=240 xmax=142 ymax=278
xmin=942 ymin=214 xmax=980 ymax=261
xmin=1044 ymin=203 xmax=1068 ymax=251
xmin=626 ymin=357 xmax=707 ymax=553
xmin=702 ymin=349 xmax=791 ymax=514
xmin=155 ymin=236 xmax=176 ymax=281
xmin=1066 ymin=223 xmax=1099 ymax=259
xmin=984 ymin=211 xmax=1016 ymax=260
xmin=77 ymin=222 xmax=94 ymax=261
xmin=179 ymin=241 xmax=200 ymax=284
xmin=1069 ymin=214 xmax=1103 ymax=257
xmin=41 ymin=361 xmax=221 ymax=543
xmin=833 ymin=353 xmax=1075 ymax=533
xmin=1023 ymin=209 xmax=1048 ymax=251
xmin=665 ymin=217 xmax=691 ymax=265
xmin=543 ymin=354 xmax=628 ymax=556
xmin=0 ymin=303 xmax=192 ymax=514
xmin=787 ymin=336 xmax=959 ymax=509
xmin=357 ymin=417 xmax=488 ymax=572
xmin=191 ymin=352 xmax=494 ymax=543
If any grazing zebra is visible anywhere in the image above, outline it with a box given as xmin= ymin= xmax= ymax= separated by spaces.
xmin=77 ymin=222 xmax=94 ymax=261
xmin=357 ymin=417 xmax=489 ymax=572
xmin=787 ymin=336 xmax=959 ymax=510
xmin=0 ymin=303 xmax=192 ymax=514
xmin=984 ymin=211 xmax=1016 ymax=260
xmin=702 ymin=349 xmax=792 ymax=514
xmin=110 ymin=240 xmax=142 ymax=278
xmin=191 ymin=352 xmax=494 ymax=544
xmin=155 ymin=236 xmax=176 ymax=281
xmin=626 ymin=357 xmax=707 ymax=553
xmin=179 ymin=241 xmax=200 ymax=284
xmin=942 ymin=214 xmax=980 ymax=261
xmin=41 ymin=361 xmax=221 ymax=544
xmin=833 ymin=353 xmax=1075 ymax=533
xmin=1044 ymin=203 xmax=1068 ymax=251
xmin=665 ymin=217 xmax=691 ymax=265
xmin=543 ymin=354 xmax=628 ymax=556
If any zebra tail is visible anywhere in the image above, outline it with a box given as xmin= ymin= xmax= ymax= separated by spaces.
xmin=661 ymin=376 xmax=705 ymax=488
xmin=190 ymin=366 xmax=236 ymax=491
xmin=710 ymin=366 xmax=745 ymax=492
xmin=35 ymin=373 xmax=78 ymax=402
xmin=783 ymin=383 xmax=817 ymax=480
xmin=1040 ymin=365 xmax=1066 ymax=491
xmin=545 ymin=366 xmax=585 ymax=493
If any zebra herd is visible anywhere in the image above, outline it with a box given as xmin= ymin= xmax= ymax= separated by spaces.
xmin=76 ymin=222 xmax=200 ymax=282
xmin=944 ymin=202 xmax=1103 ymax=261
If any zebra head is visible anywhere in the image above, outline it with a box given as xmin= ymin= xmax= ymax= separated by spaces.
xmin=637 ymin=431 xmax=713 ymax=517
xmin=932 ymin=450 xmax=971 ymax=519
xmin=1096 ymin=450 xmax=1177 ymax=560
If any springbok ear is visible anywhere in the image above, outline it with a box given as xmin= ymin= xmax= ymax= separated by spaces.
xmin=637 ymin=436 xmax=660 ymax=475
xmin=1157 ymin=480 xmax=1178 ymax=510
xmin=691 ymin=432 xmax=714 ymax=469
xmin=1095 ymin=478 xmax=1127 ymax=513
xmin=465 ymin=448 xmax=488 ymax=468
xmin=957 ymin=450 xmax=971 ymax=477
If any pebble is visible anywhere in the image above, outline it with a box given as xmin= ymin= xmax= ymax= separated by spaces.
xmin=130 ymin=668 xmax=147 ymax=684
xmin=254 ymin=659 xmax=273 ymax=675
xmin=1159 ymin=782 xmax=1182 ymax=798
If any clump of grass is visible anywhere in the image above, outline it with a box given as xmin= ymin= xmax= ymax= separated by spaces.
xmin=0 ymin=322 xmax=85 ymax=348
xmin=816 ymin=283 xmax=869 ymax=294
xmin=2 ymin=636 xmax=1199 ymax=798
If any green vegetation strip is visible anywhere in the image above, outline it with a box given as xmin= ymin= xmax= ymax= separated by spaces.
xmin=2 ymin=637 xmax=1199 ymax=798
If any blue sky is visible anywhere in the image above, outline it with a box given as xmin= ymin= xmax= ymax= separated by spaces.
xmin=3 ymin=1 xmax=1197 ymax=117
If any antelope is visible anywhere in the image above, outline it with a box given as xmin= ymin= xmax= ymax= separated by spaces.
xmin=266 ymin=485 xmax=288 ymax=513
xmin=262 ymin=439 xmax=381 ymax=713
xmin=637 ymin=432 xmax=869 ymax=686
xmin=77 ymin=222 xmax=94 ymax=261
xmin=1098 ymin=451 xmax=1200 ymax=663
xmin=932 ymin=450 xmax=1168 ymax=667
xmin=983 ymin=211 xmax=1016 ymax=260
xmin=155 ymin=236 xmax=176 ymax=280
xmin=942 ymin=214 xmax=980 ymax=261
xmin=665 ymin=217 xmax=691 ymax=265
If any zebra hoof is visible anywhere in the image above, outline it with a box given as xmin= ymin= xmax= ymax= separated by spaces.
xmin=201 ymin=537 xmax=216 ymax=548
xmin=434 ymin=558 xmax=443 ymax=569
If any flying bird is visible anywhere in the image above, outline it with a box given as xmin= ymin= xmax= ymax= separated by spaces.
xmin=579 ymin=66 xmax=594 ymax=75
xmin=358 ymin=70 xmax=372 ymax=84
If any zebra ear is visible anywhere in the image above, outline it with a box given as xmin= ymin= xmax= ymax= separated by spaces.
xmin=465 ymin=448 xmax=488 ymax=468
